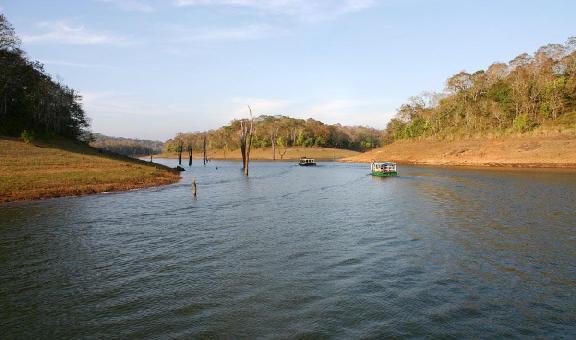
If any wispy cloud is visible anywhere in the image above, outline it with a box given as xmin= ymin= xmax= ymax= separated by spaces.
xmin=96 ymin=0 xmax=155 ymax=13
xmin=82 ymin=91 xmax=218 ymax=139
xmin=227 ymin=96 xmax=394 ymax=128
xmin=231 ymin=97 xmax=294 ymax=114
xmin=22 ymin=21 xmax=131 ymax=45
xmin=171 ymin=24 xmax=281 ymax=42
xmin=40 ymin=59 xmax=120 ymax=70
xmin=174 ymin=0 xmax=379 ymax=20
xmin=305 ymin=98 xmax=394 ymax=127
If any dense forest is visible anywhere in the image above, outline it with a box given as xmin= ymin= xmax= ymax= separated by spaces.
xmin=90 ymin=134 xmax=164 ymax=157
xmin=0 ymin=14 xmax=90 ymax=140
xmin=165 ymin=115 xmax=385 ymax=155
xmin=385 ymin=38 xmax=576 ymax=141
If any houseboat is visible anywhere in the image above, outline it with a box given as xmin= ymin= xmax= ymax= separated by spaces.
xmin=299 ymin=157 xmax=317 ymax=166
xmin=371 ymin=161 xmax=398 ymax=177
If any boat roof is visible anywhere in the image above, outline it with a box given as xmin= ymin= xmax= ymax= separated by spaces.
xmin=372 ymin=162 xmax=396 ymax=165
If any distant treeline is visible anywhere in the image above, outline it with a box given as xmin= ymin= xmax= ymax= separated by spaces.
xmin=90 ymin=134 xmax=164 ymax=157
xmin=0 ymin=14 xmax=90 ymax=140
xmin=165 ymin=115 xmax=385 ymax=153
xmin=385 ymin=37 xmax=576 ymax=141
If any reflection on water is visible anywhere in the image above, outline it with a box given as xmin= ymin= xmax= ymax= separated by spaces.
xmin=1 ymin=161 xmax=575 ymax=338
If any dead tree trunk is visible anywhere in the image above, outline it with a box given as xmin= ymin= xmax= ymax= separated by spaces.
xmin=188 ymin=145 xmax=193 ymax=167
xmin=279 ymin=143 xmax=288 ymax=160
xmin=270 ymin=126 xmax=279 ymax=161
xmin=177 ymin=141 xmax=183 ymax=165
xmin=239 ymin=106 xmax=255 ymax=176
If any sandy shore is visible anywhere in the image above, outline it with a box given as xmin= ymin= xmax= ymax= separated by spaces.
xmin=341 ymin=135 xmax=576 ymax=168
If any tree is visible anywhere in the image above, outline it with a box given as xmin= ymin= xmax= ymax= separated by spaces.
xmin=0 ymin=14 xmax=90 ymax=140
xmin=0 ymin=14 xmax=20 ymax=51
xmin=239 ymin=106 xmax=255 ymax=176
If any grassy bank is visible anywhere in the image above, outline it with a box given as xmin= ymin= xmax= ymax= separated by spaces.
xmin=0 ymin=137 xmax=180 ymax=203
xmin=157 ymin=146 xmax=360 ymax=161
xmin=342 ymin=134 xmax=576 ymax=168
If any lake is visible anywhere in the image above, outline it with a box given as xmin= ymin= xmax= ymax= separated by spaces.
xmin=1 ymin=161 xmax=575 ymax=338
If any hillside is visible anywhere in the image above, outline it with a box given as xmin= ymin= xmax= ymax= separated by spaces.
xmin=382 ymin=38 xmax=576 ymax=144
xmin=0 ymin=138 xmax=180 ymax=203
xmin=343 ymin=133 xmax=576 ymax=168
xmin=90 ymin=133 xmax=164 ymax=157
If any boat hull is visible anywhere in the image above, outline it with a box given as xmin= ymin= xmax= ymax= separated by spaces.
xmin=371 ymin=171 xmax=397 ymax=177
xmin=299 ymin=163 xmax=317 ymax=166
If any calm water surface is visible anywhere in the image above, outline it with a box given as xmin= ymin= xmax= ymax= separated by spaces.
xmin=1 ymin=161 xmax=575 ymax=338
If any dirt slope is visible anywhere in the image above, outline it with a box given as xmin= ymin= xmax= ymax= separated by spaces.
xmin=342 ymin=135 xmax=576 ymax=168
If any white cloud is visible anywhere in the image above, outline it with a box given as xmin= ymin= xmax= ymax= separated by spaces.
xmin=226 ymin=96 xmax=394 ymax=128
xmin=83 ymin=91 xmax=184 ymax=117
xmin=82 ymin=91 xmax=201 ymax=139
xmin=96 ymin=0 xmax=155 ymax=13
xmin=230 ymin=97 xmax=293 ymax=114
xmin=172 ymin=24 xmax=280 ymax=42
xmin=22 ymin=21 xmax=130 ymax=45
xmin=40 ymin=60 xmax=120 ymax=70
xmin=173 ymin=0 xmax=379 ymax=20
xmin=305 ymin=99 xmax=394 ymax=128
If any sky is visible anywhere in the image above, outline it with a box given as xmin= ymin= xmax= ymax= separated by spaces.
xmin=2 ymin=0 xmax=575 ymax=141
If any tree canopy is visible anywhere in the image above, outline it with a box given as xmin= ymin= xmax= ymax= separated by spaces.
xmin=165 ymin=115 xmax=385 ymax=153
xmin=0 ymin=14 xmax=90 ymax=140
xmin=90 ymin=134 xmax=163 ymax=157
xmin=385 ymin=37 xmax=576 ymax=141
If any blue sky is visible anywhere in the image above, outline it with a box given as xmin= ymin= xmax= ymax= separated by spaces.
xmin=2 ymin=0 xmax=575 ymax=140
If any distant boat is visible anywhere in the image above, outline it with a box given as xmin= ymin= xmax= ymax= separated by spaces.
xmin=299 ymin=157 xmax=317 ymax=166
xmin=371 ymin=161 xmax=397 ymax=177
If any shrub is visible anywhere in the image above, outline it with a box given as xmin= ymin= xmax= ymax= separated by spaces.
xmin=512 ymin=113 xmax=537 ymax=132
xmin=20 ymin=130 xmax=35 ymax=143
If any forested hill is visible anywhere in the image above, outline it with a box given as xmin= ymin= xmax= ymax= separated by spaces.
xmin=90 ymin=134 xmax=164 ymax=157
xmin=0 ymin=14 xmax=90 ymax=140
xmin=384 ymin=37 xmax=576 ymax=142
xmin=165 ymin=116 xmax=385 ymax=153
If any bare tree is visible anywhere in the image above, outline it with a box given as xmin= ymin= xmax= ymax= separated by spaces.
xmin=177 ymin=140 xmax=183 ymax=165
xmin=278 ymin=136 xmax=288 ymax=160
xmin=239 ymin=106 xmax=255 ymax=176
xmin=270 ymin=125 xmax=279 ymax=160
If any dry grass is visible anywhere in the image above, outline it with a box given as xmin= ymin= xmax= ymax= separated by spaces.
xmin=0 ymin=137 xmax=180 ymax=203
xmin=342 ymin=134 xmax=576 ymax=168
xmin=157 ymin=146 xmax=360 ymax=161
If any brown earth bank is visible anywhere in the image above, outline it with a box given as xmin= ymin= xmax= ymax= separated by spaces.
xmin=157 ymin=147 xmax=360 ymax=161
xmin=0 ymin=137 xmax=180 ymax=203
xmin=342 ymin=135 xmax=576 ymax=168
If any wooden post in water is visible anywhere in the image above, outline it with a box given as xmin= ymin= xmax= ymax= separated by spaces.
xmin=192 ymin=178 xmax=197 ymax=197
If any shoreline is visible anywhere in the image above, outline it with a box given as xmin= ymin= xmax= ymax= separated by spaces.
xmin=156 ymin=146 xmax=360 ymax=162
xmin=341 ymin=159 xmax=576 ymax=169
xmin=341 ymin=135 xmax=576 ymax=169
xmin=0 ymin=138 xmax=181 ymax=204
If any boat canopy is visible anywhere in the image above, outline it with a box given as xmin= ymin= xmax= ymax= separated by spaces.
xmin=371 ymin=161 xmax=397 ymax=171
